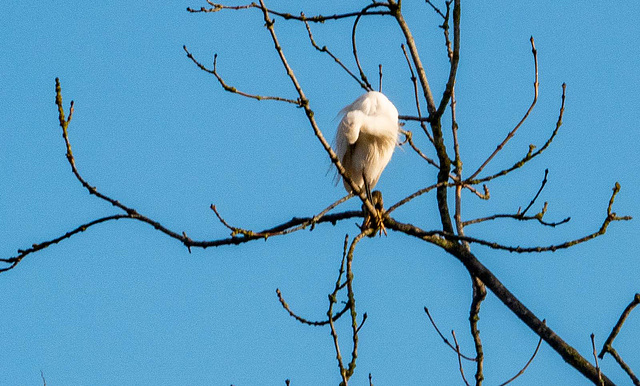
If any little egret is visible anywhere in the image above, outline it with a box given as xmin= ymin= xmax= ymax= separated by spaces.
xmin=334 ymin=91 xmax=399 ymax=196
xmin=334 ymin=91 xmax=399 ymax=234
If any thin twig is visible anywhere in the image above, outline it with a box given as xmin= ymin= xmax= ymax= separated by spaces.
xmin=328 ymin=235 xmax=350 ymax=385
xmin=467 ymin=83 xmax=566 ymax=185
xmin=187 ymin=1 xmax=391 ymax=22
xmin=433 ymin=183 xmax=630 ymax=253
xmin=386 ymin=183 xmax=442 ymax=214
xmin=468 ymin=37 xmax=538 ymax=181
xmin=0 ymin=214 xmax=129 ymax=273
xmin=276 ymin=288 xmax=350 ymax=326
xmin=210 ymin=194 xmax=353 ymax=238
xmin=302 ymin=16 xmax=368 ymax=91
xmin=424 ymin=307 xmax=476 ymax=361
xmin=462 ymin=211 xmax=570 ymax=228
xmin=452 ymin=330 xmax=471 ymax=386
xmin=463 ymin=169 xmax=572 ymax=228
xmin=598 ymin=293 xmax=640 ymax=385
xmin=401 ymin=44 xmax=434 ymax=144
xmin=183 ymin=46 xmax=300 ymax=104
xmin=599 ymin=293 xmax=640 ymax=358
xmin=424 ymin=0 xmax=446 ymax=19
xmin=591 ymin=334 xmax=604 ymax=386
xmin=398 ymin=129 xmax=438 ymax=168
xmin=499 ymin=320 xmax=545 ymax=386
xmin=351 ymin=4 xmax=387 ymax=91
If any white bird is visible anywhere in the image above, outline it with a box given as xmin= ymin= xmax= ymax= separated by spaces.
xmin=334 ymin=91 xmax=399 ymax=198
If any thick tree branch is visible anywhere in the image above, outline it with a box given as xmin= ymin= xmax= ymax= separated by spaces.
xmin=385 ymin=218 xmax=616 ymax=385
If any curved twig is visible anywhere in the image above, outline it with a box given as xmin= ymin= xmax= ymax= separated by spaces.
xmin=351 ymin=3 xmax=389 ymax=91
xmin=276 ymin=288 xmax=350 ymax=326
xmin=499 ymin=321 xmax=545 ymax=386
xmin=424 ymin=307 xmax=476 ymax=361
xmin=302 ymin=16 xmax=369 ymax=91
xmin=183 ymin=46 xmax=301 ymax=104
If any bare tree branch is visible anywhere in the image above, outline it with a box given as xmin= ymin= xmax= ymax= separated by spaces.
xmin=462 ymin=169 xmax=571 ymax=228
xmin=468 ymin=37 xmax=538 ymax=181
xmin=452 ymin=330 xmax=471 ymax=386
xmin=302 ymin=15 xmax=368 ymax=91
xmin=183 ymin=46 xmax=301 ymax=104
xmin=499 ymin=321 xmax=544 ymax=386
xmin=598 ymin=293 xmax=640 ymax=386
xmin=328 ymin=235 xmax=350 ymax=385
xmin=401 ymin=44 xmax=435 ymax=145
xmin=351 ymin=4 xmax=388 ymax=91
xmin=590 ymin=333 xmax=605 ymax=386
xmin=466 ymin=81 xmax=566 ymax=186
xmin=187 ymin=1 xmax=391 ymax=22
xmin=276 ymin=288 xmax=350 ymax=327
xmin=424 ymin=307 xmax=476 ymax=361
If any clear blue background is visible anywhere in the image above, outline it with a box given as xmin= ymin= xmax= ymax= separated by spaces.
xmin=1 ymin=1 xmax=638 ymax=385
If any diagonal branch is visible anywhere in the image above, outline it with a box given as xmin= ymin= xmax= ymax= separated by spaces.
xmin=467 ymin=83 xmax=566 ymax=185
xmin=302 ymin=16 xmax=369 ymax=91
xmin=0 ymin=215 xmax=129 ymax=273
xmin=384 ymin=218 xmax=617 ymax=385
xmin=598 ymin=293 xmax=640 ymax=385
xmin=401 ymin=44 xmax=435 ymax=145
xmin=468 ymin=37 xmax=538 ymax=181
xmin=452 ymin=330 xmax=471 ymax=386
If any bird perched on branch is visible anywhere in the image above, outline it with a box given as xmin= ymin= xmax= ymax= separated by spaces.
xmin=334 ymin=91 xmax=399 ymax=234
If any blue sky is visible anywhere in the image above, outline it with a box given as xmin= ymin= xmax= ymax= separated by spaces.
xmin=1 ymin=1 xmax=639 ymax=385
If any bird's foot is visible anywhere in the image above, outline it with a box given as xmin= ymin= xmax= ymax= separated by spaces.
xmin=374 ymin=210 xmax=387 ymax=237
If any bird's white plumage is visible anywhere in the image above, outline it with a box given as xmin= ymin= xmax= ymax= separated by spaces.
xmin=334 ymin=91 xmax=399 ymax=193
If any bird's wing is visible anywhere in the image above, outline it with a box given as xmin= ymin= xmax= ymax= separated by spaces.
xmin=336 ymin=112 xmax=362 ymax=157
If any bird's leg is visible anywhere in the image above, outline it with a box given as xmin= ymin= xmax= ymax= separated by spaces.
xmin=361 ymin=187 xmax=387 ymax=237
